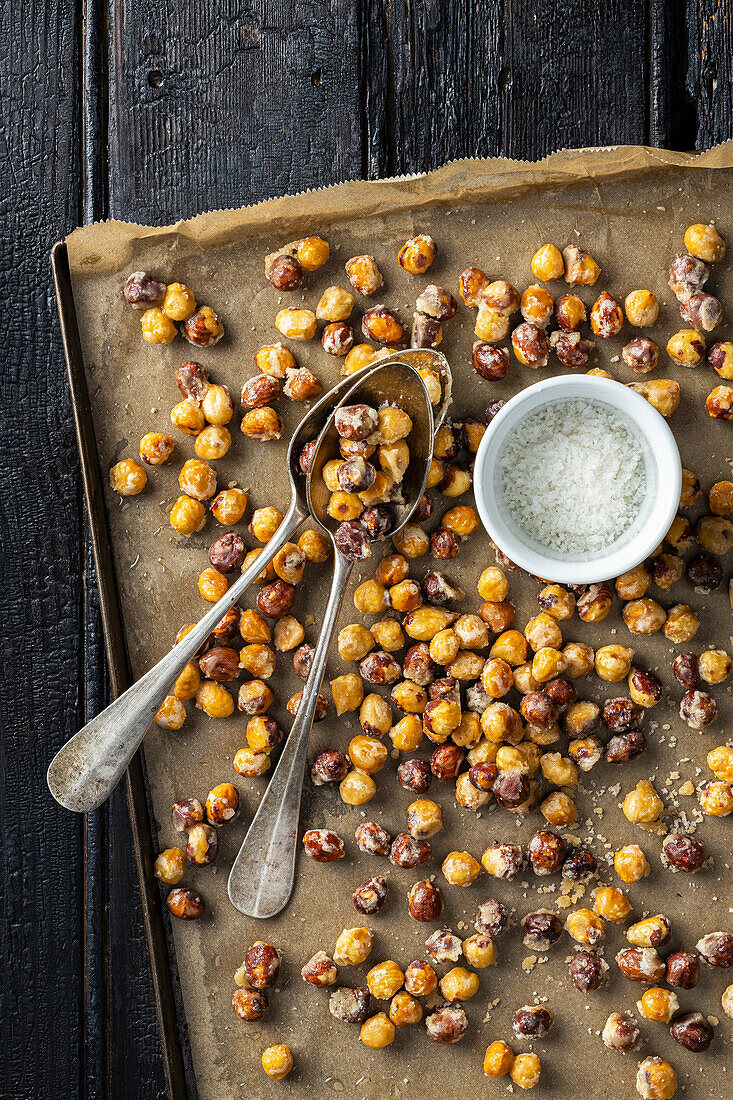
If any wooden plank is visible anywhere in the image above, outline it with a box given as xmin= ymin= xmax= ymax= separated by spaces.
xmin=685 ymin=0 xmax=733 ymax=148
xmin=0 ymin=1 xmax=86 ymax=1097
xmin=107 ymin=0 xmax=363 ymax=224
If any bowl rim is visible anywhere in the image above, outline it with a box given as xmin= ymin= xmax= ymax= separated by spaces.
xmin=472 ymin=374 xmax=682 ymax=584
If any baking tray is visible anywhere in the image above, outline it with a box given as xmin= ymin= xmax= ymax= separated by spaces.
xmin=52 ymin=241 xmax=195 ymax=1100
xmin=53 ymin=147 xmax=732 ymax=1100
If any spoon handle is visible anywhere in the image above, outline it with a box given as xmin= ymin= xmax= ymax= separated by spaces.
xmin=227 ymin=550 xmax=353 ymax=918
xmin=46 ymin=503 xmax=305 ymax=813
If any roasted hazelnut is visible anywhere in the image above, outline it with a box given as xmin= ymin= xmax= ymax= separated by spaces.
xmin=353 ymin=876 xmax=387 ymax=916
xmin=577 ymin=582 xmax=613 ymax=622
xmin=408 ymin=879 xmax=443 ymax=922
xmin=481 ymin=842 xmax=524 ymax=880
xmin=302 ymin=828 xmax=345 ymax=862
xmin=237 ymin=680 xmax=274 ymax=717
xmin=679 ymin=689 xmax=717 ymax=729
xmin=301 ymin=951 xmax=338 ymax=988
xmin=663 ymin=832 xmax=706 ymax=873
xmin=468 ymin=761 xmax=498 ymax=792
xmin=521 ymin=909 xmax=562 ymax=950
xmin=696 ymin=930 xmax=733 ymax=967
xmin=390 ymin=832 xmax=431 ymax=869
xmin=616 ymin=946 xmax=665 ymax=984
xmin=186 ymin=823 xmax=218 ymax=866
xmin=205 ymin=783 xmax=239 ymax=826
xmin=167 ymin=887 xmax=206 ymax=920
xmin=687 ymin=553 xmax=723 ymax=594
xmin=527 ymin=830 xmax=565 ymax=875
xmin=670 ymin=1011 xmax=713 ymax=1052
xmin=603 ymin=697 xmax=644 ymax=732
xmin=680 ymin=290 xmax=722 ymax=331
xmin=672 ymin=652 xmax=699 ymax=689
xmin=561 ymin=700 xmax=601 ymax=738
xmin=562 ymin=849 xmax=597 ymax=880
xmin=311 ymin=749 xmax=349 ymax=786
xmin=257 ymin=580 xmax=296 ymax=620
xmin=602 ymin=1012 xmax=640 ymax=1053
xmin=512 ymin=322 xmax=549 ymax=367
xmin=182 ymin=306 xmax=224 ymax=347
xmin=520 ymin=691 xmax=558 ymax=729
xmin=172 ymin=797 xmax=204 ymax=831
xmin=362 ymin=305 xmax=403 ymax=345
xmin=605 ymin=730 xmax=647 ymax=763
xmin=665 ymin=952 xmax=700 ymax=989
xmin=329 ymin=986 xmax=370 ymax=1024
xmin=591 ymin=291 xmax=623 ymax=337
xmin=472 ymin=340 xmax=510 ymax=380
xmin=232 ymin=987 xmax=267 ymax=1020
xmin=669 ymin=252 xmax=710 ymax=300
xmin=563 ymin=245 xmax=600 ymax=285
xmin=425 ymin=1005 xmax=468 ymax=1044
xmin=354 ymin=821 xmax=391 ymax=858
xmin=513 ymin=1005 xmax=553 ymax=1040
xmin=569 ymin=951 xmax=605 ymax=991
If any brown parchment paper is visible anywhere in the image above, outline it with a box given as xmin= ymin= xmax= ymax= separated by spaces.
xmin=67 ymin=146 xmax=732 ymax=1100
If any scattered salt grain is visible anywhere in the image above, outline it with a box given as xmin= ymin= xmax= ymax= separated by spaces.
xmin=501 ymin=398 xmax=645 ymax=553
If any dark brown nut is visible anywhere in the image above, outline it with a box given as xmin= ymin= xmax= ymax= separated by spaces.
xmin=528 ymin=830 xmax=565 ymax=875
xmin=602 ymin=1012 xmax=640 ymax=1053
xmin=567 ymin=736 xmax=603 ymax=772
xmin=475 ymin=899 xmax=507 ymax=938
xmin=287 ymin=690 xmax=328 ymax=721
xmin=408 ymin=879 xmax=443 ymax=922
xmin=430 ymin=526 xmax=460 ymax=560
xmin=353 ymin=876 xmax=387 ymax=915
xmin=511 ymin=322 xmax=549 ymax=367
xmin=492 ymin=773 xmax=530 ymax=809
xmin=361 ymin=506 xmax=394 ymax=540
xmin=244 ymin=941 xmax=280 ymax=988
xmin=416 ymin=284 xmax=457 ymax=321
xmin=696 ymin=931 xmax=733 ymax=967
xmin=663 ymin=832 xmax=706 ymax=872
xmin=484 ymin=399 xmax=505 ymax=422
xmin=390 ymin=833 xmax=432 ymax=869
xmin=124 ymin=271 xmax=167 ymax=309
xmin=561 ymin=849 xmax=597 ymax=880
xmin=335 ymin=403 xmax=379 ymax=441
xmin=403 ymin=643 xmax=437 ymax=686
xmin=362 ymin=305 xmax=403 ymax=345
xmin=208 ymin=532 xmax=246 ymax=573
xmin=321 ymin=320 xmax=354 ymax=357
xmin=301 ymin=951 xmax=338 ymax=987
xmin=628 ymin=668 xmax=662 ymax=708
xmin=292 ymin=642 xmax=314 ymax=681
xmin=334 ymin=520 xmax=372 ymax=562
xmin=604 ymin=730 xmax=647 ymax=763
xmin=176 ymin=360 xmax=209 ymax=403
xmin=172 ymin=797 xmax=204 ymax=831
xmin=521 ymin=909 xmax=562 ymax=949
xmin=302 ymin=829 xmax=346 ymax=862
xmin=590 ymin=291 xmax=623 ymax=337
xmin=237 ymin=680 xmax=274 ymax=716
xmin=425 ymin=1005 xmax=468 ymax=1044
xmin=199 ymin=646 xmax=240 ymax=682
xmin=680 ymin=291 xmax=722 ymax=331
xmin=468 ymin=761 xmax=499 ymax=792
xmin=651 ymin=552 xmax=684 ymax=589
xmin=240 ymin=374 xmax=280 ymax=409
xmin=397 ymin=759 xmax=432 ymax=793
xmin=669 ymin=252 xmax=709 ymax=299
xmin=472 ymin=341 xmax=510 ymax=380
xmin=431 ymin=744 xmax=465 ymax=780
xmin=706 ymin=384 xmax=733 ymax=419
xmin=267 ymin=252 xmax=303 ymax=290
xmin=183 ymin=307 xmax=224 ymax=347
xmin=520 ymin=691 xmax=558 ymax=729
xmin=330 ymin=986 xmax=370 ymax=1024
xmin=569 ymin=951 xmax=604 ymax=991
xmin=665 ymin=951 xmax=700 ymax=989
xmin=355 ymin=822 xmax=392 ymax=856
xmin=167 ymin=887 xmax=206 ymax=920
xmin=481 ymin=842 xmax=524 ymax=879
xmin=679 ymin=690 xmax=717 ymax=730
xmin=186 ymin=823 xmax=219 ymax=866
xmin=543 ymin=674 xmax=577 ymax=708
xmin=429 ymin=676 xmax=461 ymax=704
xmin=411 ymin=313 xmax=442 ymax=349
xmin=210 ymin=605 xmax=240 ymax=645
xmin=411 ymin=492 xmax=433 ymax=524
xmin=616 ymin=946 xmax=666 ymax=984
xmin=298 ymin=439 xmax=317 ymax=474
xmin=687 ymin=553 xmax=722 ymax=593
xmin=311 ymin=749 xmax=349 ymax=785
xmin=360 ymin=651 xmax=401 ymax=685
xmin=673 ymin=652 xmax=700 ymax=689
xmin=338 ymin=457 xmax=376 ymax=493
xmin=670 ymin=1011 xmax=713 ymax=1052
xmin=422 ymin=571 xmax=464 ymax=606
xmin=561 ymin=701 xmax=601 ymax=737
xmin=623 ymin=336 xmax=660 ymax=373
xmin=232 ymin=987 xmax=267 ymax=1020
xmin=577 ymin=582 xmax=613 ymax=622
xmin=257 ymin=580 xmax=296 ymax=619
xmin=550 ymin=330 xmax=594 ymax=368
xmin=603 ymin=697 xmax=644 ymax=732
xmin=512 ymin=1005 xmax=553 ymax=1039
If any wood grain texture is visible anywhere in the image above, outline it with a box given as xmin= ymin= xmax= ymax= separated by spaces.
xmin=2 ymin=0 xmax=733 ymax=1096
xmin=0 ymin=1 xmax=85 ymax=1097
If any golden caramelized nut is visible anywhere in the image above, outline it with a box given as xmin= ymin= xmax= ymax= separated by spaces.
xmin=440 ymin=966 xmax=479 ymax=1002
xmin=625 ymin=289 xmax=659 ymax=327
xmin=636 ymin=1056 xmax=677 ymax=1100
xmin=684 ymin=221 xmax=726 ymax=263
xmin=154 ymin=847 xmax=185 ymax=884
xmin=510 ymin=1053 xmax=542 ymax=1090
xmin=699 ymin=780 xmax=733 ymax=816
xmin=398 ymin=233 xmax=437 ymax=274
xmin=241 ymin=406 xmax=282 ymax=440
xmin=484 ymin=1040 xmax=515 ymax=1078
xmin=566 ymin=907 xmax=604 ymax=945
xmin=707 ymin=384 xmax=733 ymax=419
xmin=331 ymin=673 xmax=364 ymax=715
xmin=261 ymin=1044 xmax=293 ymax=1080
xmin=628 ymin=378 xmax=680 ymax=416
xmin=367 ymin=960 xmax=404 ymax=1000
xmin=346 ymin=255 xmax=383 ymax=296
xmin=442 ymin=850 xmax=481 ymax=887
xmin=170 ymin=495 xmax=206 ymax=536
xmin=140 ymin=432 xmax=174 ymax=466
xmin=141 ymin=307 xmax=177 ymax=344
xmin=666 ymin=328 xmax=705 ymax=365
xmin=195 ymin=425 xmax=231 ymax=459
xmin=623 ymin=780 xmax=664 ymax=823
xmin=334 ymin=926 xmax=373 ymax=965
xmin=389 ymin=991 xmax=422 ymax=1027
xmin=110 ymin=458 xmax=147 ymax=496
xmin=296 ymin=234 xmax=329 ymax=269
xmin=360 ymin=1012 xmax=395 ymax=1049
xmin=594 ymin=886 xmax=632 ymax=922
xmin=275 ymin=307 xmax=316 ymax=341
xmin=615 ymin=844 xmax=650 ymax=884
xmin=563 ymin=245 xmax=600 ymax=285
xmin=595 ymin=644 xmax=635 ymax=682
xmin=212 ymin=487 xmax=249 ymax=527
xmin=590 ymin=291 xmax=623 ymax=337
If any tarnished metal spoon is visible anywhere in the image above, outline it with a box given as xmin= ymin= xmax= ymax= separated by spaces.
xmin=46 ymin=362 xmax=385 ymax=813
xmin=227 ymin=356 xmax=440 ymax=918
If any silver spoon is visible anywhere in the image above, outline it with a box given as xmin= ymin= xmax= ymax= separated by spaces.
xmin=46 ymin=362 xmax=386 ymax=813
xmin=227 ymin=357 xmax=438 ymax=918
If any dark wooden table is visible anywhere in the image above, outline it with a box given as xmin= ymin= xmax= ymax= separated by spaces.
xmin=3 ymin=2 xmax=732 ymax=1096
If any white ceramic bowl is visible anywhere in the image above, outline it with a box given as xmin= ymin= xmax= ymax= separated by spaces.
xmin=473 ymin=374 xmax=681 ymax=584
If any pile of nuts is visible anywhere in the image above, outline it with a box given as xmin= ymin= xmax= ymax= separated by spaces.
xmin=118 ymin=223 xmax=731 ymax=1093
